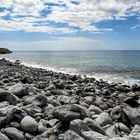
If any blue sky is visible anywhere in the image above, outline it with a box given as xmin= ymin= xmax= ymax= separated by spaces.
xmin=0 ymin=0 xmax=140 ymax=50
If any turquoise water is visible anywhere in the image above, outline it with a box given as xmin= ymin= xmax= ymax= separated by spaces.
xmin=1 ymin=50 xmax=140 ymax=85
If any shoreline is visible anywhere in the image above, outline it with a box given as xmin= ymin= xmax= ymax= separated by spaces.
xmin=1 ymin=56 xmax=140 ymax=86
xmin=0 ymin=58 xmax=140 ymax=139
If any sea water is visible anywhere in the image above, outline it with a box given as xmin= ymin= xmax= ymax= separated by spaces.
xmin=1 ymin=50 xmax=140 ymax=85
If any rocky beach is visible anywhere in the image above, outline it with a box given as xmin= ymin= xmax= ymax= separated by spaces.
xmin=0 ymin=58 xmax=140 ymax=140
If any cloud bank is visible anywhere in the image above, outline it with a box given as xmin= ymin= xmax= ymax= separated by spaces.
xmin=0 ymin=0 xmax=140 ymax=33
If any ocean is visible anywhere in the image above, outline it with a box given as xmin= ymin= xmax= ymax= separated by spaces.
xmin=1 ymin=50 xmax=140 ymax=85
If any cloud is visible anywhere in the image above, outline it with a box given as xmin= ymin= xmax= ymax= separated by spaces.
xmin=0 ymin=0 xmax=140 ymax=33
xmin=131 ymin=24 xmax=140 ymax=29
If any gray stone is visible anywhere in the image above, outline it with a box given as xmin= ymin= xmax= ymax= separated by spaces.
xmin=48 ymin=119 xmax=60 ymax=127
xmin=109 ymin=138 xmax=128 ymax=140
xmin=0 ymin=89 xmax=20 ymax=105
xmin=84 ymin=96 xmax=94 ymax=104
xmin=0 ymin=132 xmax=10 ymax=140
xmin=130 ymin=125 xmax=140 ymax=136
xmin=70 ymin=119 xmax=91 ymax=136
xmin=88 ymin=105 xmax=103 ymax=114
xmin=95 ymin=97 xmax=108 ymax=110
xmin=106 ymin=125 xmax=119 ymax=138
xmin=8 ymin=83 xmax=29 ymax=97
xmin=58 ymin=95 xmax=79 ymax=104
xmin=48 ymin=134 xmax=58 ymax=140
xmin=21 ymin=116 xmax=38 ymax=133
xmin=38 ymin=121 xmax=47 ymax=134
xmin=123 ymin=106 xmax=140 ymax=125
xmin=110 ymin=106 xmax=122 ymax=121
xmin=95 ymin=112 xmax=113 ymax=127
xmin=82 ymin=131 xmax=108 ymax=140
xmin=32 ymin=135 xmax=48 ymax=140
xmin=24 ymin=94 xmax=47 ymax=107
xmin=2 ymin=127 xmax=25 ymax=140
xmin=22 ymin=104 xmax=42 ymax=117
xmin=71 ymin=104 xmax=91 ymax=118
xmin=50 ymin=90 xmax=69 ymax=95
xmin=84 ymin=118 xmax=106 ymax=135
xmin=53 ymin=105 xmax=81 ymax=123
xmin=118 ymin=123 xmax=130 ymax=133
xmin=64 ymin=130 xmax=84 ymax=140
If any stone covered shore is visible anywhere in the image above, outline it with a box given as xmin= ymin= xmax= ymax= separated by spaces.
xmin=0 ymin=58 xmax=140 ymax=140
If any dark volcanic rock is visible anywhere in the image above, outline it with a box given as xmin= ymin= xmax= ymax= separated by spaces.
xmin=0 ymin=48 xmax=12 ymax=54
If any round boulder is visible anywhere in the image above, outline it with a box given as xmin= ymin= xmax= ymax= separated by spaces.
xmin=21 ymin=116 xmax=38 ymax=133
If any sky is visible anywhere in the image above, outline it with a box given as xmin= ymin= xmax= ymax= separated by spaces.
xmin=0 ymin=0 xmax=140 ymax=50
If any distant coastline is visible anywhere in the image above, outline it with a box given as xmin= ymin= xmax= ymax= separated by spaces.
xmin=0 ymin=48 xmax=12 ymax=54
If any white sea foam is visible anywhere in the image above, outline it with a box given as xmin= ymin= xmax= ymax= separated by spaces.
xmin=22 ymin=61 xmax=140 ymax=86
xmin=1 ymin=57 xmax=140 ymax=86
xmin=90 ymin=73 xmax=140 ymax=86
xmin=21 ymin=61 xmax=78 ymax=75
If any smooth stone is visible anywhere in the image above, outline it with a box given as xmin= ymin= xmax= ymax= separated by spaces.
xmin=95 ymin=97 xmax=108 ymax=110
xmin=38 ymin=122 xmax=47 ymax=134
xmin=127 ymin=135 xmax=140 ymax=140
xmin=118 ymin=123 xmax=130 ymax=133
xmin=95 ymin=112 xmax=113 ymax=127
xmin=41 ymin=128 xmax=58 ymax=138
xmin=71 ymin=104 xmax=91 ymax=118
xmin=58 ymin=95 xmax=79 ymax=104
xmin=21 ymin=116 xmax=38 ymax=133
xmin=32 ymin=135 xmax=47 ymax=140
xmin=47 ymin=119 xmax=60 ymax=127
xmin=53 ymin=105 xmax=81 ymax=123
xmin=0 ymin=132 xmax=10 ymax=140
xmin=22 ymin=104 xmax=42 ymax=117
xmin=8 ymin=83 xmax=29 ymax=97
xmin=106 ymin=125 xmax=119 ymax=138
xmin=84 ymin=86 xmax=95 ymax=92
xmin=130 ymin=125 xmax=140 ymax=136
xmin=84 ymin=118 xmax=106 ymax=135
xmin=88 ymin=105 xmax=103 ymax=114
xmin=109 ymin=138 xmax=128 ymax=140
xmin=10 ymin=122 xmax=20 ymax=128
xmin=2 ymin=127 xmax=25 ymax=140
xmin=25 ymin=133 xmax=33 ymax=140
xmin=48 ymin=134 xmax=58 ymax=140
xmin=0 ymin=89 xmax=20 ymax=105
xmin=82 ymin=131 xmax=108 ymax=140
xmin=84 ymin=96 xmax=94 ymax=104
xmin=110 ymin=106 xmax=122 ymax=121
xmin=50 ymin=90 xmax=69 ymax=95
xmin=119 ymin=92 xmax=139 ymax=107
xmin=123 ymin=106 xmax=140 ymax=125
xmin=64 ymin=130 xmax=84 ymax=140
xmin=24 ymin=94 xmax=47 ymax=107
xmin=70 ymin=119 xmax=91 ymax=136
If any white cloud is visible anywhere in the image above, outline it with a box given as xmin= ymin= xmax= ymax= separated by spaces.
xmin=1 ymin=0 xmax=44 ymax=16
xmin=131 ymin=24 xmax=140 ymax=29
xmin=0 ymin=0 xmax=140 ymax=33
